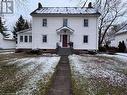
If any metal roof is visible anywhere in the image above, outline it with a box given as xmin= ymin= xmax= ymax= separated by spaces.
xmin=30 ymin=7 xmax=100 ymax=16
xmin=16 ymin=28 xmax=32 ymax=34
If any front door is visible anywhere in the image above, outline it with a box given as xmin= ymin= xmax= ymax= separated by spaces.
xmin=63 ymin=35 xmax=68 ymax=47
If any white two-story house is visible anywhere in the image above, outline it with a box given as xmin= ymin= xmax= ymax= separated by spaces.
xmin=16 ymin=3 xmax=100 ymax=52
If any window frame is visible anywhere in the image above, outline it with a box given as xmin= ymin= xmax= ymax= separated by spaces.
xmin=20 ymin=36 xmax=23 ymax=42
xmin=29 ymin=36 xmax=32 ymax=42
xmin=24 ymin=36 xmax=28 ymax=43
xmin=84 ymin=19 xmax=88 ymax=27
xmin=42 ymin=35 xmax=47 ymax=43
xmin=42 ymin=19 xmax=47 ymax=27
xmin=63 ymin=19 xmax=68 ymax=27
xmin=83 ymin=35 xmax=88 ymax=43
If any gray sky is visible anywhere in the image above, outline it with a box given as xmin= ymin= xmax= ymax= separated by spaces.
xmin=4 ymin=0 xmax=84 ymax=30
xmin=2 ymin=0 xmax=126 ymax=30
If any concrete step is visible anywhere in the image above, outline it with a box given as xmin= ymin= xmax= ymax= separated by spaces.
xmin=57 ymin=48 xmax=73 ymax=56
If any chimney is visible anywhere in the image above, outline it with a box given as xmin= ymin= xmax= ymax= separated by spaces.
xmin=88 ymin=2 xmax=93 ymax=8
xmin=38 ymin=2 xmax=42 ymax=9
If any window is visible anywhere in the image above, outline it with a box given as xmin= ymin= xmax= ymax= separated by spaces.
xmin=20 ymin=36 xmax=23 ymax=42
xmin=63 ymin=19 xmax=68 ymax=26
xmin=42 ymin=35 xmax=47 ymax=43
xmin=24 ymin=36 xmax=28 ymax=42
xmin=84 ymin=19 xmax=88 ymax=27
xmin=83 ymin=35 xmax=88 ymax=43
xmin=42 ymin=19 xmax=47 ymax=27
xmin=29 ymin=36 xmax=32 ymax=42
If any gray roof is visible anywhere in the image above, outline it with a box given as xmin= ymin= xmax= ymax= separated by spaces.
xmin=16 ymin=28 xmax=32 ymax=34
xmin=30 ymin=7 xmax=100 ymax=17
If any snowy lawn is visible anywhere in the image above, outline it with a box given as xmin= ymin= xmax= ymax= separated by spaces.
xmin=0 ymin=53 xmax=60 ymax=95
xmin=69 ymin=54 xmax=127 ymax=95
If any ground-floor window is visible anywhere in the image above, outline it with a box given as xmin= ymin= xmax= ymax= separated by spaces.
xmin=24 ymin=36 xmax=28 ymax=42
xmin=42 ymin=35 xmax=47 ymax=43
xmin=83 ymin=35 xmax=88 ymax=43
xmin=29 ymin=36 xmax=32 ymax=42
xmin=20 ymin=35 xmax=32 ymax=43
xmin=20 ymin=36 xmax=23 ymax=42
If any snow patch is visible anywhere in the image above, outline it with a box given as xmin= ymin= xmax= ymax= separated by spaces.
xmin=69 ymin=54 xmax=127 ymax=86
xmin=16 ymin=57 xmax=60 ymax=95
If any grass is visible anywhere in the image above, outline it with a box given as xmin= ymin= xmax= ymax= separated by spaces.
xmin=71 ymin=71 xmax=127 ymax=95
xmin=69 ymin=54 xmax=127 ymax=95
xmin=95 ymin=55 xmax=127 ymax=75
xmin=0 ymin=52 xmax=59 ymax=95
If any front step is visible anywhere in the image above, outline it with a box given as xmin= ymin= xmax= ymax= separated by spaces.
xmin=57 ymin=48 xmax=73 ymax=56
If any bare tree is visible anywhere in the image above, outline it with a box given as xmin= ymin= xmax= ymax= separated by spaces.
xmin=95 ymin=0 xmax=127 ymax=47
xmin=71 ymin=0 xmax=127 ymax=47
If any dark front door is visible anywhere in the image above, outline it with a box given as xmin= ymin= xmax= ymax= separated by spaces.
xmin=63 ymin=35 xmax=68 ymax=47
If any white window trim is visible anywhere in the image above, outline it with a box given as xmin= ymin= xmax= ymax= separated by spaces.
xmin=42 ymin=35 xmax=48 ymax=43
xmin=83 ymin=35 xmax=89 ymax=44
xmin=24 ymin=35 xmax=28 ymax=43
xmin=83 ymin=18 xmax=89 ymax=27
xmin=42 ymin=18 xmax=47 ymax=27
xmin=29 ymin=35 xmax=32 ymax=43
xmin=19 ymin=35 xmax=24 ymax=43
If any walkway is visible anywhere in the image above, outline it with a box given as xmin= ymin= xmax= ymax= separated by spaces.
xmin=47 ymin=56 xmax=72 ymax=95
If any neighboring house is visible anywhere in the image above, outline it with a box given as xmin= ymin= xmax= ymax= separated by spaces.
xmin=16 ymin=3 xmax=100 ymax=51
xmin=110 ymin=30 xmax=127 ymax=47
xmin=0 ymin=31 xmax=16 ymax=49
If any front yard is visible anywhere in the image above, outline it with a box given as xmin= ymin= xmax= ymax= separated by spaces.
xmin=0 ymin=52 xmax=127 ymax=95
xmin=0 ymin=53 xmax=60 ymax=95
xmin=69 ymin=54 xmax=127 ymax=95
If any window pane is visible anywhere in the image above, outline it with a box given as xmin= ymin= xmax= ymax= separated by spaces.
xmin=20 ymin=36 xmax=23 ymax=42
xmin=63 ymin=19 xmax=68 ymax=26
xmin=43 ymin=19 xmax=47 ymax=26
xmin=84 ymin=19 xmax=88 ymax=27
xmin=42 ymin=35 xmax=47 ymax=43
xmin=29 ymin=36 xmax=32 ymax=42
xmin=24 ymin=36 xmax=28 ymax=42
xmin=83 ymin=35 xmax=88 ymax=43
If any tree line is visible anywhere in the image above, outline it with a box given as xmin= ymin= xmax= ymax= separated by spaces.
xmin=0 ymin=15 xmax=30 ymax=39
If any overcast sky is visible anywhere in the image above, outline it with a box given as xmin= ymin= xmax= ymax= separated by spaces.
xmin=2 ymin=0 xmax=126 ymax=30
xmin=4 ymin=0 xmax=85 ymax=30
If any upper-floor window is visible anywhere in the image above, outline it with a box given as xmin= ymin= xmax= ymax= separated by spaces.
xmin=83 ymin=35 xmax=88 ymax=43
xmin=63 ymin=19 xmax=68 ymax=26
xmin=84 ymin=19 xmax=88 ymax=27
xmin=29 ymin=36 xmax=32 ymax=42
xmin=42 ymin=19 xmax=47 ymax=27
xmin=42 ymin=35 xmax=47 ymax=43
xmin=24 ymin=36 xmax=28 ymax=42
xmin=20 ymin=36 xmax=23 ymax=42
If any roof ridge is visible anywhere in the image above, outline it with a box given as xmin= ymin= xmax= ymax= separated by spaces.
xmin=37 ymin=7 xmax=88 ymax=8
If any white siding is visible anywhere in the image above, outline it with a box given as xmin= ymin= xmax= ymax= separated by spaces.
xmin=32 ymin=16 xmax=98 ymax=50
xmin=0 ymin=33 xmax=16 ymax=49
xmin=16 ymin=31 xmax=32 ymax=49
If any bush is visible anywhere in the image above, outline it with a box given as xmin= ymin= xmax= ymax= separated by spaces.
xmin=88 ymin=50 xmax=97 ymax=55
xmin=30 ymin=49 xmax=42 ymax=55
xmin=118 ymin=41 xmax=126 ymax=52
xmin=99 ymin=45 xmax=118 ymax=53
xmin=99 ymin=46 xmax=106 ymax=52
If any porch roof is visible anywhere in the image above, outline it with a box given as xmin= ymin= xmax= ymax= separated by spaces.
xmin=56 ymin=26 xmax=74 ymax=35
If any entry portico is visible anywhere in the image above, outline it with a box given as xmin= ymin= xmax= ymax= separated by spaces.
xmin=56 ymin=26 xmax=74 ymax=48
